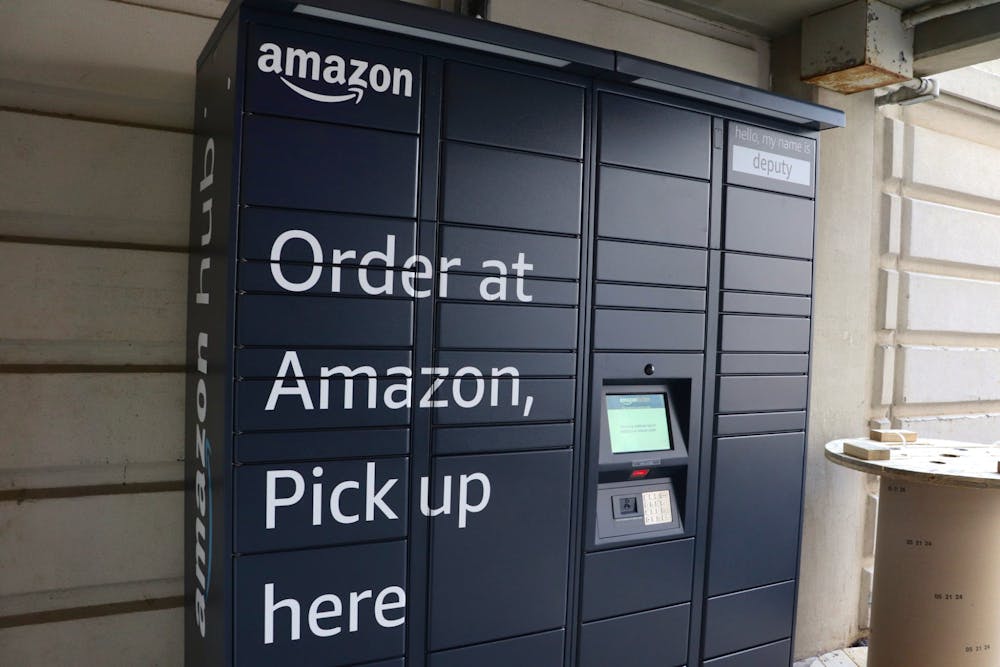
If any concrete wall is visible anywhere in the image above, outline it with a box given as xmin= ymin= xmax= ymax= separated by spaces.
xmin=768 ymin=31 xmax=880 ymax=659
xmin=0 ymin=1 xmax=765 ymax=663
xmin=799 ymin=88 xmax=881 ymax=659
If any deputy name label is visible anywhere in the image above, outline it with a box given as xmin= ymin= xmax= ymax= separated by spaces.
xmin=731 ymin=145 xmax=811 ymax=185
xmin=729 ymin=122 xmax=815 ymax=190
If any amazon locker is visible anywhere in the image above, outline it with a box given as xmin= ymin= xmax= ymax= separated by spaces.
xmin=184 ymin=1 xmax=844 ymax=665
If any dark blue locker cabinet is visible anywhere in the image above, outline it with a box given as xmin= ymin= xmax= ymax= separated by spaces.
xmin=184 ymin=2 xmax=842 ymax=666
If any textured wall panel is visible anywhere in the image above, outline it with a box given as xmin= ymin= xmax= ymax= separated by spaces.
xmin=0 ymin=0 xmax=213 ymax=127
xmin=898 ymin=413 xmax=1000 ymax=443
xmin=0 ymin=373 xmax=183 ymax=483
xmin=0 ymin=242 xmax=186 ymax=364
xmin=0 ymin=112 xmax=191 ymax=247
xmin=903 ymin=272 xmax=1000 ymax=334
xmin=0 ymin=492 xmax=182 ymax=597
xmin=904 ymin=198 xmax=1000 ymax=269
xmin=899 ymin=346 xmax=1000 ymax=404
xmin=909 ymin=125 xmax=1000 ymax=201
xmin=0 ymin=608 xmax=183 ymax=666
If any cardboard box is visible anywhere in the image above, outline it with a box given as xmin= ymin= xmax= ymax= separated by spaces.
xmin=868 ymin=479 xmax=1000 ymax=666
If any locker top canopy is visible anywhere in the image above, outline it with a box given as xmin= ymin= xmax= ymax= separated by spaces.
xmin=204 ymin=0 xmax=846 ymax=131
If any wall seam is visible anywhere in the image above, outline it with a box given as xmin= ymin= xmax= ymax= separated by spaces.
xmin=0 ymin=596 xmax=184 ymax=629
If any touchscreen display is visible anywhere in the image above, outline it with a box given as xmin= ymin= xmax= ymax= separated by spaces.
xmin=605 ymin=394 xmax=671 ymax=454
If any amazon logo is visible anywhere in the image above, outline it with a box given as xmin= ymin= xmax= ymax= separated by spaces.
xmin=257 ymin=42 xmax=415 ymax=104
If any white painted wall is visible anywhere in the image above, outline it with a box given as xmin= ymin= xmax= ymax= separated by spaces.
xmin=877 ymin=62 xmax=1000 ymax=443
xmin=772 ymin=31 xmax=1000 ymax=656
xmin=0 ymin=0 xmax=766 ymax=663
xmin=0 ymin=0 xmax=217 ymax=659
xmin=849 ymin=62 xmax=1000 ymax=654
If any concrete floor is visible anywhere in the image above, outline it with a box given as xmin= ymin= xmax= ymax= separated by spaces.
xmin=794 ymin=647 xmax=868 ymax=667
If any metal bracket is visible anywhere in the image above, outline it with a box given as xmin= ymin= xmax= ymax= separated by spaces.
xmin=449 ymin=0 xmax=488 ymax=18
xmin=874 ymin=77 xmax=940 ymax=106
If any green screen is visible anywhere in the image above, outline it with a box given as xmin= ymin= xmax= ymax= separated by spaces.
xmin=606 ymin=394 xmax=671 ymax=454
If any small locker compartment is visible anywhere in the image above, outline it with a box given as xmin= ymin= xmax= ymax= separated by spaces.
xmin=245 ymin=24 xmax=422 ymax=132
xmin=594 ymin=310 xmax=705 ymax=351
xmin=722 ymin=254 xmax=812 ymax=296
xmin=433 ymin=421 xmax=574 ymax=456
xmin=581 ymin=539 xmax=695 ymax=621
xmin=597 ymin=283 xmax=706 ymax=311
xmin=237 ymin=295 xmax=413 ymax=347
xmin=703 ymin=581 xmax=796 ymax=659
xmin=720 ymin=315 xmax=810 ymax=354
xmin=724 ymin=186 xmax=814 ymax=260
xmin=722 ymin=292 xmax=811 ymax=317
xmin=234 ymin=541 xmax=408 ymax=667
xmin=441 ymin=142 xmax=583 ymax=234
xmin=444 ymin=62 xmax=584 ymax=158
xmin=234 ymin=458 xmax=409 ymax=553
xmin=596 ymin=240 xmax=708 ymax=287
xmin=704 ymin=639 xmax=792 ymax=666
xmin=438 ymin=225 xmax=581 ymax=280
xmin=600 ymin=93 xmax=711 ymax=179
xmin=718 ymin=353 xmax=809 ymax=375
xmin=579 ymin=604 xmax=690 ymax=667
xmin=715 ymin=411 xmax=808 ymax=437
xmin=437 ymin=303 xmax=577 ymax=350
xmin=598 ymin=165 xmax=710 ymax=247
xmin=717 ymin=375 xmax=808 ymax=414
xmin=428 ymin=629 xmax=564 ymax=667
xmin=242 ymin=115 xmax=419 ymax=217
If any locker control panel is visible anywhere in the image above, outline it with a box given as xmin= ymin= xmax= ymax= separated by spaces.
xmin=591 ymin=382 xmax=688 ymax=546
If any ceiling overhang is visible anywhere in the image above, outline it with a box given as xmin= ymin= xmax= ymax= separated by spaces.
xmin=648 ymin=0 xmax=1000 ymax=80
